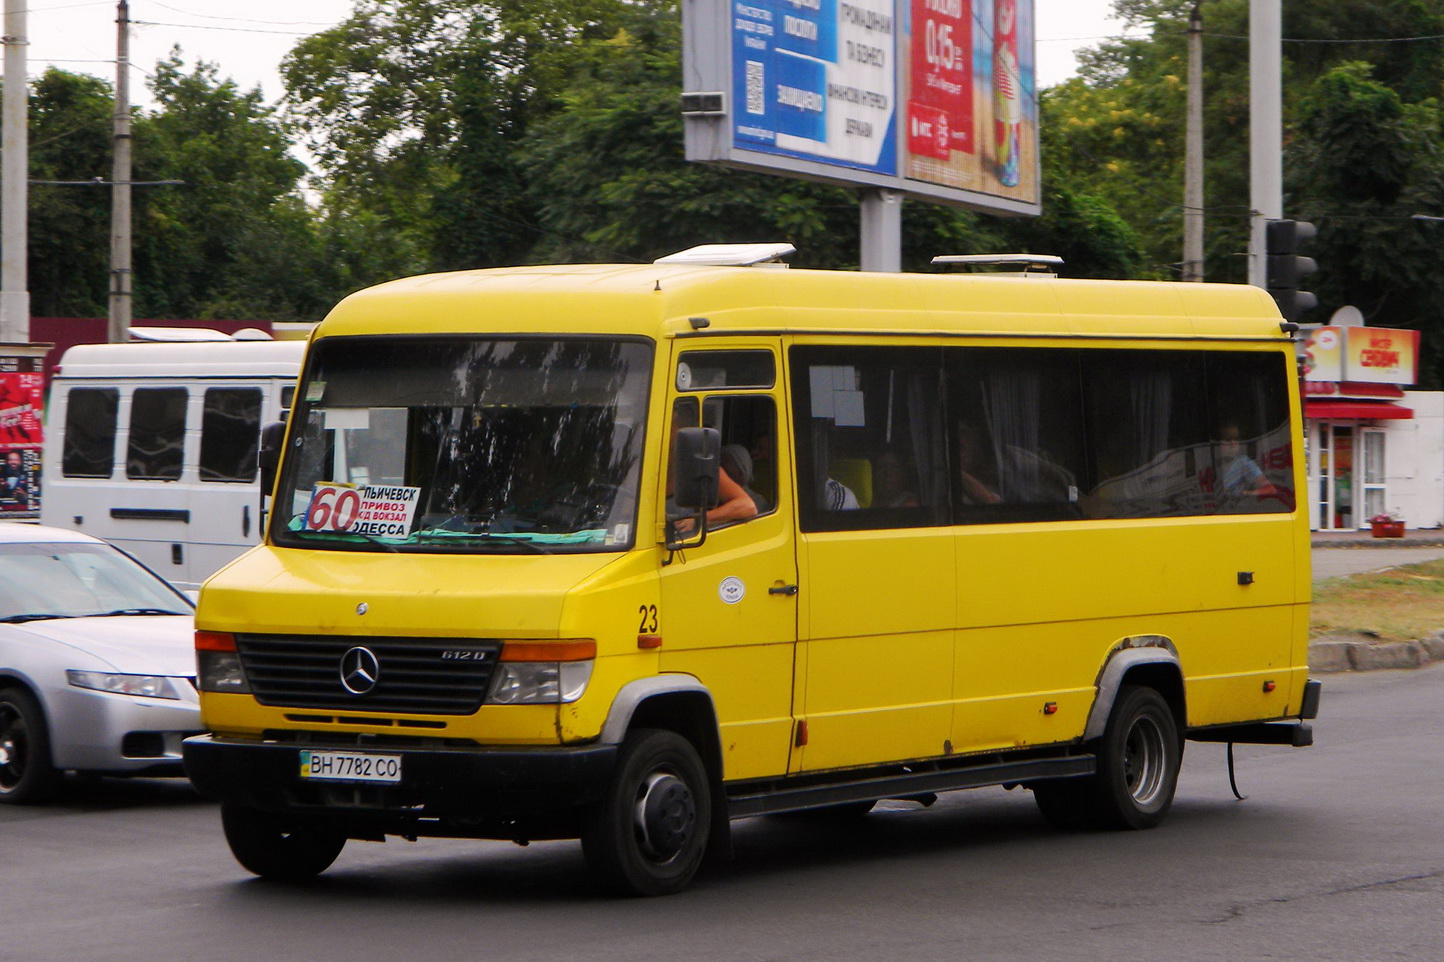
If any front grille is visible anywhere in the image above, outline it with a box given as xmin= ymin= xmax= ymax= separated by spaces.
xmin=236 ymin=634 xmax=503 ymax=715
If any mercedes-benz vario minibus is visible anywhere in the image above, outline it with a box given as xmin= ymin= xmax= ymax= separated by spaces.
xmin=183 ymin=245 xmax=1320 ymax=895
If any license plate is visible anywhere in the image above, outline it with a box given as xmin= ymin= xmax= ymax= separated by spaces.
xmin=299 ymin=750 xmax=402 ymax=783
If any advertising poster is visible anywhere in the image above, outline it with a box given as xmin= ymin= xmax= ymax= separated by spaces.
xmin=1342 ymin=326 xmax=1420 ymax=385
xmin=732 ymin=0 xmax=899 ymax=175
xmin=904 ymin=0 xmax=1037 ymax=200
xmin=0 ymin=362 xmax=44 ymax=516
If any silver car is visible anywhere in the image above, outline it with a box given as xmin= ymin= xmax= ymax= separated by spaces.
xmin=0 ymin=523 xmax=198 ymax=803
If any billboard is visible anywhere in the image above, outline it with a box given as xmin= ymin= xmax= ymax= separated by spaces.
xmin=1301 ymin=326 xmax=1420 ymax=385
xmin=684 ymin=0 xmax=1039 ymax=215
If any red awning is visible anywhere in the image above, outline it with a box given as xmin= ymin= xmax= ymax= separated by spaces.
xmin=1304 ymin=400 xmax=1414 ymax=420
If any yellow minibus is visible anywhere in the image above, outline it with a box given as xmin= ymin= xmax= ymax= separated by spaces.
xmin=183 ymin=245 xmax=1320 ymax=895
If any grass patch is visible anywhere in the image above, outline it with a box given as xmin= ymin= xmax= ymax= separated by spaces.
xmin=1311 ymin=559 xmax=1444 ymax=644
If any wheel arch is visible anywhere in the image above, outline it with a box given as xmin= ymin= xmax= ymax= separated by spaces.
xmin=598 ymin=675 xmax=730 ymax=856
xmin=1083 ymin=637 xmax=1186 ymax=742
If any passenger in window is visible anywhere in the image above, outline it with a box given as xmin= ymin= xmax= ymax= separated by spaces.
xmin=873 ymin=448 xmax=919 ymax=508
xmin=667 ymin=421 xmax=758 ymax=533
xmin=1219 ymin=424 xmax=1277 ymax=498
xmin=721 ymin=444 xmax=770 ymax=515
xmin=824 ymin=476 xmax=859 ymax=510
xmin=954 ymin=424 xmax=1002 ymax=505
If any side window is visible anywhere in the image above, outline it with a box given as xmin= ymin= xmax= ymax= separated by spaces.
xmin=791 ymin=346 xmax=946 ymax=532
xmin=62 ymin=388 xmax=119 ymax=478
xmin=1081 ymin=351 xmax=1209 ymax=519
xmin=703 ymin=394 xmax=777 ymax=519
xmin=947 ymin=348 xmax=1086 ymax=524
xmin=126 ymin=387 xmax=187 ymax=481
xmin=1207 ymin=352 xmax=1295 ymax=515
xmin=200 ymin=388 xmax=262 ymax=483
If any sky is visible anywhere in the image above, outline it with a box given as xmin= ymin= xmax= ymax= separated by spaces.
xmin=16 ymin=0 xmax=1137 ymax=110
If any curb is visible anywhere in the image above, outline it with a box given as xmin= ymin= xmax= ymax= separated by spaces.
xmin=1309 ymin=631 xmax=1444 ymax=673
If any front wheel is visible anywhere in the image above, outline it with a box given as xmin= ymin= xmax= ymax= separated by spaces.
xmin=221 ymin=803 xmax=347 ymax=880
xmin=0 ymin=687 xmax=63 ymax=804
xmin=582 ymin=728 xmax=712 ymax=896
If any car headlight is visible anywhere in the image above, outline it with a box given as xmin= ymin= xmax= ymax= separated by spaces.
xmin=66 ymin=670 xmax=182 ymax=700
xmin=485 ymin=640 xmax=595 ymax=705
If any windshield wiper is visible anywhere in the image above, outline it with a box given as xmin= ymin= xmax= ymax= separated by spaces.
xmin=0 ymin=613 xmax=79 ymax=624
xmin=411 ymin=530 xmax=554 ymax=554
xmin=89 ymin=608 xmax=190 ymax=618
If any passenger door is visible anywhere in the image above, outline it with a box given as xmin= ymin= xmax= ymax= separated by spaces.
xmin=789 ymin=345 xmax=957 ymax=772
xmin=657 ymin=343 xmax=799 ymax=784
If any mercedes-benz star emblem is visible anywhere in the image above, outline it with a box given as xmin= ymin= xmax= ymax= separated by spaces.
xmin=340 ymin=646 xmax=380 ymax=695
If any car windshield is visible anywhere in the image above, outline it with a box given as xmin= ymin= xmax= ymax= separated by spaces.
xmin=0 ymin=542 xmax=191 ymax=622
xmin=272 ymin=336 xmax=653 ymax=554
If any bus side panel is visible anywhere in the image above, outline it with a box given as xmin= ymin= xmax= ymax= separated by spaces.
xmin=796 ymin=528 xmax=956 ymax=771
xmin=951 ymin=514 xmax=1299 ymax=752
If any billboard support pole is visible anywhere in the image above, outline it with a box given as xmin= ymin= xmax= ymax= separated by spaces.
xmin=860 ymin=189 xmax=902 ymax=272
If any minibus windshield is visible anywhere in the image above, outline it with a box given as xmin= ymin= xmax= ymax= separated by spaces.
xmin=272 ymin=336 xmax=652 ymax=554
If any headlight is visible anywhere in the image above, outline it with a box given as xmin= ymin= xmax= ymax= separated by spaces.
xmin=66 ymin=670 xmax=182 ymax=700
xmin=486 ymin=661 xmax=594 ymax=705
xmin=195 ymin=630 xmax=250 ymax=694
xmin=195 ymin=651 xmax=251 ymax=694
xmin=486 ymin=639 xmax=596 ymax=705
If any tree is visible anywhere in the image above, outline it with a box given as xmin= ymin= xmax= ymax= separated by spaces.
xmin=133 ymin=52 xmax=320 ymax=320
xmin=26 ymin=69 xmax=114 ymax=317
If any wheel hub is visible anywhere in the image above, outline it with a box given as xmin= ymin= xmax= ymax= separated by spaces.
xmin=634 ymin=771 xmax=697 ymax=861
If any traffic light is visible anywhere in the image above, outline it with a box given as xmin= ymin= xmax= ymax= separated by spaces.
xmin=1265 ymin=219 xmax=1318 ymax=323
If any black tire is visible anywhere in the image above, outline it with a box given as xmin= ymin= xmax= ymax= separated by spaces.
xmin=0 ymin=687 xmax=63 ymax=805
xmin=1033 ymin=685 xmax=1182 ymax=831
xmin=221 ymin=803 xmax=348 ymax=881
xmin=582 ymin=728 xmax=712 ymax=896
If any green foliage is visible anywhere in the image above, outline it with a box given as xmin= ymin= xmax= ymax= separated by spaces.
xmin=131 ymin=52 xmax=321 ymax=320
xmin=27 ymin=70 xmax=114 ymax=317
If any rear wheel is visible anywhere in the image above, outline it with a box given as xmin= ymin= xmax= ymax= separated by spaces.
xmin=1033 ymin=685 xmax=1181 ymax=831
xmin=582 ymin=728 xmax=711 ymax=896
xmin=221 ymin=803 xmax=347 ymax=880
xmin=0 ymin=688 xmax=63 ymax=805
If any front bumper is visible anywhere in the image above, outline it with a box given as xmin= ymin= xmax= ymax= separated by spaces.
xmin=47 ymin=685 xmax=202 ymax=775
xmin=183 ymin=734 xmax=618 ymax=835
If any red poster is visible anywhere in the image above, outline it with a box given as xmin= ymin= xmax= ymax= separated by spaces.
xmin=0 ymin=370 xmax=44 ymax=514
xmin=907 ymin=0 xmax=973 ymax=159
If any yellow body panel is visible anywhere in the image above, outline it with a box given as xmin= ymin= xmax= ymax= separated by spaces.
xmin=197 ymin=260 xmax=1311 ymax=793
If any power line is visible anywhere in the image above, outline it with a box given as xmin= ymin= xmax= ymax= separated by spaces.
xmin=131 ymin=18 xmax=311 ymax=36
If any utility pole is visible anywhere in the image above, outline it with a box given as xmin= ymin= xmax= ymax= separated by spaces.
xmin=1248 ymin=0 xmax=1282 ymax=288
xmin=108 ymin=0 xmax=132 ymax=343
xmin=1 ymin=0 xmax=29 ymax=343
xmin=1182 ymin=4 xmax=1204 ymax=282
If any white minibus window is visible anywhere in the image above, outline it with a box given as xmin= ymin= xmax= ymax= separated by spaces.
xmin=62 ymin=388 xmax=118 ymax=478
xmin=126 ymin=387 xmax=187 ymax=480
xmin=200 ymin=388 xmax=262 ymax=483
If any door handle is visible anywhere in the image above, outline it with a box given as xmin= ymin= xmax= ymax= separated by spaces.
xmin=243 ymin=504 xmax=251 ymax=538
xmin=768 ymin=584 xmax=799 ymax=596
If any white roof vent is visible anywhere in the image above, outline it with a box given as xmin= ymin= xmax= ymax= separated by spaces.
xmin=654 ymin=243 xmax=796 ymax=267
xmin=128 ymin=326 xmax=235 ymax=342
xmin=932 ymin=254 xmax=1064 ymax=276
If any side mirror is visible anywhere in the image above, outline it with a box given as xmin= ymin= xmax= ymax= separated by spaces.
xmin=672 ymin=427 xmax=721 ymax=510
xmin=258 ymin=420 xmax=287 ymax=497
